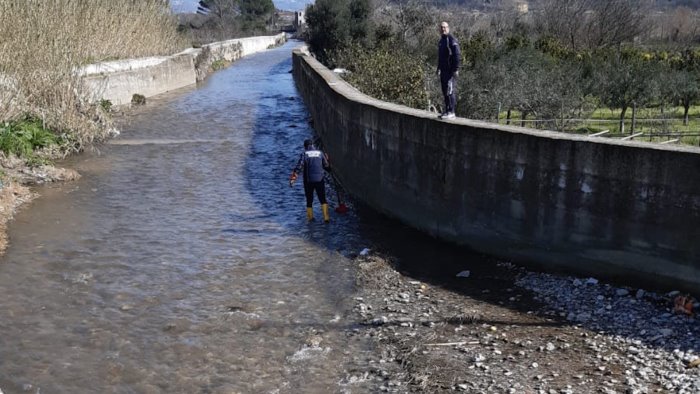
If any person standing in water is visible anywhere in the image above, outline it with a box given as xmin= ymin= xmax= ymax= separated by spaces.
xmin=289 ymin=139 xmax=332 ymax=222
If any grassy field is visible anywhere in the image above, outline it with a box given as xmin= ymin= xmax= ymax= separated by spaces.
xmin=497 ymin=105 xmax=700 ymax=147
xmin=584 ymin=106 xmax=700 ymax=146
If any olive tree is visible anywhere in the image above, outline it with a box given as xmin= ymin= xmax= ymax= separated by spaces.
xmin=663 ymin=50 xmax=700 ymax=125
xmin=594 ymin=50 xmax=661 ymax=133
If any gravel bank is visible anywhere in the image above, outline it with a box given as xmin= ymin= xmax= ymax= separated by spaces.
xmin=349 ymin=253 xmax=700 ymax=393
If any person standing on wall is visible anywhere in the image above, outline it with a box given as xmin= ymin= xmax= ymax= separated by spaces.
xmin=436 ymin=21 xmax=461 ymax=120
xmin=289 ymin=139 xmax=332 ymax=223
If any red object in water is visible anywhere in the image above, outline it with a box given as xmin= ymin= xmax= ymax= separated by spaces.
xmin=328 ymin=166 xmax=349 ymax=214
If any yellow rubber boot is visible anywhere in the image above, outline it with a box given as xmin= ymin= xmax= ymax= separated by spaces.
xmin=306 ymin=207 xmax=314 ymax=222
xmin=322 ymin=203 xmax=330 ymax=223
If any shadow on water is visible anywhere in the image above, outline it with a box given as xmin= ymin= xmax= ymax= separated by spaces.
xmin=243 ymin=42 xmax=698 ymax=356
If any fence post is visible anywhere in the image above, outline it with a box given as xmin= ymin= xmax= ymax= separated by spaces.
xmin=631 ymin=102 xmax=636 ymax=134
xmin=560 ymin=101 xmax=564 ymax=132
xmin=496 ymin=102 xmax=501 ymax=124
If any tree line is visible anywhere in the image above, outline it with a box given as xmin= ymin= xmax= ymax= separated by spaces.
xmin=179 ymin=0 xmax=276 ymax=45
xmin=305 ymin=0 xmax=700 ymax=134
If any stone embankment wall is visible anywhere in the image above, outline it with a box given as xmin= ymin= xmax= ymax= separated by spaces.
xmin=81 ymin=34 xmax=286 ymax=105
xmin=292 ymin=48 xmax=700 ymax=293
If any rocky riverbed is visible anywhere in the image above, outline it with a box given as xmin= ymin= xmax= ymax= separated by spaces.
xmin=348 ymin=253 xmax=700 ymax=393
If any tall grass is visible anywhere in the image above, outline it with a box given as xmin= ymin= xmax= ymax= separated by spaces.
xmin=0 ymin=0 xmax=187 ymax=157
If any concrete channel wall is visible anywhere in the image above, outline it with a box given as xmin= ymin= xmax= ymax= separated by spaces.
xmin=81 ymin=34 xmax=286 ymax=106
xmin=292 ymin=48 xmax=700 ymax=293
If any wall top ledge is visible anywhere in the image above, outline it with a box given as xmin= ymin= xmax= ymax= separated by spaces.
xmin=79 ymin=56 xmax=173 ymax=76
xmin=293 ymin=48 xmax=700 ymax=155
xmin=80 ymin=34 xmax=285 ymax=77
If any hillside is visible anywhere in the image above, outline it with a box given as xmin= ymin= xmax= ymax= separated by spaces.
xmin=404 ymin=0 xmax=700 ymax=11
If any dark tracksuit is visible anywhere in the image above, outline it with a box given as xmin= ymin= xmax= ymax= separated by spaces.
xmin=437 ymin=33 xmax=461 ymax=114
xmin=294 ymin=147 xmax=330 ymax=208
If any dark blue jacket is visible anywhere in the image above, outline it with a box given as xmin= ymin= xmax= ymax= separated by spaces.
xmin=438 ymin=34 xmax=460 ymax=74
xmin=294 ymin=148 xmax=330 ymax=183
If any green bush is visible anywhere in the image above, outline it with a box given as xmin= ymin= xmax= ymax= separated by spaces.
xmin=99 ymin=99 xmax=113 ymax=112
xmin=305 ymin=0 xmax=374 ymax=65
xmin=211 ymin=59 xmax=228 ymax=71
xmin=0 ymin=128 xmax=33 ymax=158
xmin=0 ymin=117 xmax=58 ymax=160
xmin=333 ymin=44 xmax=429 ymax=110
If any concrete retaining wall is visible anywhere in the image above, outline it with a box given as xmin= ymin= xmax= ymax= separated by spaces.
xmin=81 ymin=34 xmax=286 ymax=106
xmin=293 ymin=48 xmax=700 ymax=293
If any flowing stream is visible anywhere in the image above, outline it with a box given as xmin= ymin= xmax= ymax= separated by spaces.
xmin=0 ymin=41 xmax=380 ymax=394
xmin=0 ymin=41 xmax=499 ymax=394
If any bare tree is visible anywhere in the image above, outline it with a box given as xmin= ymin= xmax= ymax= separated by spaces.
xmin=660 ymin=7 xmax=700 ymax=43
xmin=198 ymin=0 xmax=240 ymax=20
xmin=192 ymin=0 xmax=242 ymax=42
xmin=535 ymin=0 xmax=650 ymax=50
xmin=377 ymin=0 xmax=435 ymax=47
xmin=584 ymin=0 xmax=650 ymax=49
xmin=534 ymin=0 xmax=591 ymax=51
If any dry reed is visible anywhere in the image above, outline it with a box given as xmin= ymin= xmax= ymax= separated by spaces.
xmin=0 ymin=0 xmax=188 ymax=154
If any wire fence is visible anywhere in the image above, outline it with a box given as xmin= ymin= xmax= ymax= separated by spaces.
xmin=489 ymin=116 xmax=700 ymax=147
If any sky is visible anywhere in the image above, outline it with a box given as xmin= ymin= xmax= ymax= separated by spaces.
xmin=170 ymin=0 xmax=315 ymax=13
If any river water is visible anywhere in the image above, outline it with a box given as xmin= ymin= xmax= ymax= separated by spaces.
xmin=0 ymin=41 xmax=383 ymax=393
xmin=0 ymin=41 xmax=501 ymax=394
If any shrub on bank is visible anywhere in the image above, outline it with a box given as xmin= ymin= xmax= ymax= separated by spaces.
xmin=0 ymin=117 xmax=58 ymax=165
xmin=0 ymin=0 xmax=188 ymax=161
xmin=332 ymin=44 xmax=429 ymax=110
